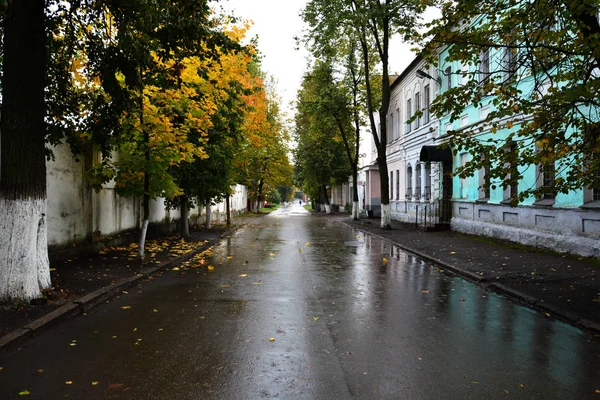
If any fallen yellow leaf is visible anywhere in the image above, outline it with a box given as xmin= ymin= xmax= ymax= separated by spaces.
xmin=269 ymin=337 xmax=275 ymax=342
xmin=269 ymin=253 xmax=275 ymax=257
xmin=450 ymin=251 xmax=457 ymax=254
xmin=172 ymin=267 xmax=180 ymax=271
xmin=92 ymin=381 xmax=99 ymax=386
xmin=65 ymin=381 xmax=73 ymax=385
xmin=18 ymin=390 xmax=30 ymax=396
xmin=305 ymin=242 xmax=310 ymax=246
xmin=382 ymin=257 xmax=388 ymax=263
xmin=421 ymin=290 xmax=429 ymax=294
xmin=153 ymin=309 xmax=158 ymax=313
xmin=239 ymin=274 xmax=248 ymax=277
xmin=313 ymin=316 xmax=319 ymax=321
xmin=121 ymin=306 xmax=131 ymax=310
xmin=207 ymin=265 xmax=215 ymax=271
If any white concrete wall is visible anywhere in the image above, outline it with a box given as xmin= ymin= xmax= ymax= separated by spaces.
xmin=45 ymin=143 xmax=247 ymax=248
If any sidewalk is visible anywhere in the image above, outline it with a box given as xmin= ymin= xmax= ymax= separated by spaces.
xmin=332 ymin=213 xmax=600 ymax=336
xmin=0 ymin=215 xmax=264 ymax=350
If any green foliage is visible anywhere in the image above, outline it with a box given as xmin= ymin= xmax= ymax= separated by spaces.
xmin=293 ymin=61 xmax=354 ymax=200
xmin=421 ymin=0 xmax=600 ymax=203
xmin=302 ymin=0 xmax=428 ymax=210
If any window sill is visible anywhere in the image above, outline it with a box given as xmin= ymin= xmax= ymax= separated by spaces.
xmin=532 ymin=198 xmax=556 ymax=207
xmin=500 ymin=198 xmax=517 ymax=205
xmin=581 ymin=200 xmax=600 ymax=209
xmin=476 ymin=197 xmax=489 ymax=203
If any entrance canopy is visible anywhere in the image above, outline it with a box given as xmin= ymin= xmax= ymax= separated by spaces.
xmin=419 ymin=145 xmax=452 ymax=165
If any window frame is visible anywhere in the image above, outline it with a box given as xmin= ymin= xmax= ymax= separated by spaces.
xmin=423 ymin=85 xmax=430 ymax=124
xmin=415 ymin=163 xmax=422 ymax=199
xmin=415 ymin=92 xmax=421 ymax=129
xmin=406 ymin=165 xmax=413 ymax=198
xmin=405 ymin=99 xmax=412 ymax=134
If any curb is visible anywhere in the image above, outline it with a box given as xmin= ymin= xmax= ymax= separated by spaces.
xmin=337 ymin=219 xmax=600 ymax=336
xmin=0 ymin=225 xmax=240 ymax=351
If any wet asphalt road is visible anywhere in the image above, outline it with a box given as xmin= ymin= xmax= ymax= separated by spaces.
xmin=1 ymin=202 xmax=599 ymax=399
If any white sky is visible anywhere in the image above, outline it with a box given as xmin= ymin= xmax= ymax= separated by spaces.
xmin=216 ymin=0 xmax=422 ymax=120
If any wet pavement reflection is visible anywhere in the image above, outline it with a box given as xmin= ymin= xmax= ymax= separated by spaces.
xmin=0 ymin=202 xmax=599 ymax=399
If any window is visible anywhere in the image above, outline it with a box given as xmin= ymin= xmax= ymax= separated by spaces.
xmin=424 ymin=163 xmax=431 ymax=200
xmin=423 ymin=85 xmax=430 ymax=124
xmin=445 ymin=66 xmax=452 ymax=90
xmin=396 ymin=169 xmax=400 ymax=200
xmin=458 ymin=63 xmax=467 ymax=85
xmin=396 ymin=109 xmax=400 ymax=140
xmin=460 ymin=153 xmax=469 ymax=198
xmin=535 ymin=140 xmax=556 ymax=204
xmin=405 ymin=99 xmax=412 ymax=133
xmin=503 ymin=142 xmax=519 ymax=202
xmin=415 ymin=163 xmax=422 ymax=199
xmin=415 ymin=92 xmax=421 ymax=128
xmin=503 ymin=46 xmax=517 ymax=82
xmin=406 ymin=165 xmax=413 ymax=198
xmin=390 ymin=171 xmax=394 ymax=199
xmin=387 ymin=114 xmax=393 ymax=144
xmin=479 ymin=153 xmax=491 ymax=200
xmin=538 ymin=162 xmax=556 ymax=201
xmin=479 ymin=49 xmax=490 ymax=83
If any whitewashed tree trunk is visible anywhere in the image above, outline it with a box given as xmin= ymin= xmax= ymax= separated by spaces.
xmin=0 ymin=2 xmax=49 ymax=303
xmin=137 ymin=219 xmax=149 ymax=259
xmin=324 ymin=204 xmax=331 ymax=214
xmin=381 ymin=203 xmax=392 ymax=229
xmin=352 ymin=201 xmax=359 ymax=220
xmin=0 ymin=198 xmax=51 ymax=302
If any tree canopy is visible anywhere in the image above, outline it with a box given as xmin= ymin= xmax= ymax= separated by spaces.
xmin=302 ymin=0 xmax=427 ymax=226
xmin=421 ymin=0 xmax=600 ymax=203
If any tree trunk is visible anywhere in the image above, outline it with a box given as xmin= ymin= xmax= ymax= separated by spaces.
xmin=180 ymin=195 xmax=189 ymax=241
xmin=0 ymin=0 xmax=51 ymax=303
xmin=205 ymin=199 xmax=211 ymax=229
xmin=321 ymin=184 xmax=331 ymax=214
xmin=378 ymin=158 xmax=391 ymax=229
xmin=225 ymin=193 xmax=231 ymax=226
xmin=257 ymin=179 xmax=264 ymax=212
xmin=138 ymin=191 xmax=150 ymax=259
xmin=137 ymin=90 xmax=150 ymax=259
xmin=352 ymin=168 xmax=359 ymax=220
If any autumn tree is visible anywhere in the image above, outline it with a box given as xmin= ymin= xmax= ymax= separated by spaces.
xmin=169 ymin=25 xmax=256 ymax=234
xmin=303 ymin=0 xmax=427 ymax=228
xmin=421 ymin=0 xmax=600 ymax=203
xmin=234 ymin=75 xmax=293 ymax=212
xmin=0 ymin=0 xmax=51 ymax=302
xmin=58 ymin=2 xmax=235 ymax=258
